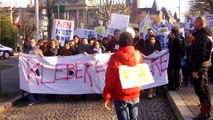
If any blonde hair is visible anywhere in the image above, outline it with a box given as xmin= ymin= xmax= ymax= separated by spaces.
xmin=195 ymin=16 xmax=206 ymax=27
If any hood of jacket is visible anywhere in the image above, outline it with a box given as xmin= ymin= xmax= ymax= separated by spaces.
xmin=115 ymin=46 xmax=141 ymax=66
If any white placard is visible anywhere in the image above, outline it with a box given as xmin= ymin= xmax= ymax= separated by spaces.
xmin=110 ymin=13 xmax=130 ymax=29
xmin=119 ymin=64 xmax=154 ymax=89
xmin=51 ymin=19 xmax=74 ymax=46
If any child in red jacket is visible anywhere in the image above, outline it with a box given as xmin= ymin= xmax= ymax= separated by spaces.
xmin=102 ymin=27 xmax=142 ymax=120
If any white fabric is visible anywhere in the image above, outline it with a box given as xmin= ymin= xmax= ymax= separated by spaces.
xmin=19 ymin=49 xmax=169 ymax=94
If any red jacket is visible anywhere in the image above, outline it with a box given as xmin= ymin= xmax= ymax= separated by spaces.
xmin=102 ymin=46 xmax=142 ymax=103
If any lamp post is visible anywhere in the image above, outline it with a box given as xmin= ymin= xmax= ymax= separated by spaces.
xmin=179 ymin=0 xmax=181 ymax=21
xmin=35 ymin=0 xmax=39 ymax=41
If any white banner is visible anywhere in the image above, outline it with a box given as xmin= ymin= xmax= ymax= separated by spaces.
xmin=19 ymin=50 xmax=169 ymax=94
xmin=51 ymin=19 xmax=74 ymax=47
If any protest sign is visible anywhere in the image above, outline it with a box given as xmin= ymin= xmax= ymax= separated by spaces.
xmin=110 ymin=13 xmax=130 ymax=29
xmin=51 ymin=19 xmax=74 ymax=46
xmin=119 ymin=64 xmax=154 ymax=89
xmin=94 ymin=27 xmax=106 ymax=35
xmin=205 ymin=14 xmax=213 ymax=32
xmin=156 ymin=27 xmax=169 ymax=50
xmin=76 ymin=28 xmax=97 ymax=38
xmin=184 ymin=16 xmax=195 ymax=31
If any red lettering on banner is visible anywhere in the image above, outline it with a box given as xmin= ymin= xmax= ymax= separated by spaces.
xmin=75 ymin=63 xmax=84 ymax=79
xmin=55 ymin=64 xmax=67 ymax=81
xmin=84 ymin=63 xmax=93 ymax=86
xmin=26 ymin=59 xmax=40 ymax=85
xmin=160 ymin=52 xmax=168 ymax=72
xmin=146 ymin=51 xmax=168 ymax=76
xmin=95 ymin=60 xmax=106 ymax=73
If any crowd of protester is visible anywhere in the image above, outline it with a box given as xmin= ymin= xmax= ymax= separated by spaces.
xmin=22 ymin=19 xmax=213 ymax=119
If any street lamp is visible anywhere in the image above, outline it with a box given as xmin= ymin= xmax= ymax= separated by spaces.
xmin=35 ymin=0 xmax=39 ymax=41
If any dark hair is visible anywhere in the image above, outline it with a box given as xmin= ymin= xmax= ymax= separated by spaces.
xmin=147 ymin=28 xmax=153 ymax=32
xmin=133 ymin=27 xmax=139 ymax=32
xmin=114 ymin=29 xmax=120 ymax=35
xmin=73 ymin=35 xmax=79 ymax=39
xmin=148 ymin=34 xmax=156 ymax=40
xmin=119 ymin=32 xmax=133 ymax=47
xmin=171 ymin=26 xmax=179 ymax=38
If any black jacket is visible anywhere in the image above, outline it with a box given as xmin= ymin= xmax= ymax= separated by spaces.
xmin=190 ymin=27 xmax=213 ymax=72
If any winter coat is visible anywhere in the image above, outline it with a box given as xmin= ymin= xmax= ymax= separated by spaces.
xmin=190 ymin=27 xmax=213 ymax=72
xmin=102 ymin=46 xmax=142 ymax=103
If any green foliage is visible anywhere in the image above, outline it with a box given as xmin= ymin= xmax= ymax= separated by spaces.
xmin=0 ymin=17 xmax=17 ymax=49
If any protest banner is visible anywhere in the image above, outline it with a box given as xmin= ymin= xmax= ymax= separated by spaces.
xmin=110 ymin=13 xmax=130 ymax=29
xmin=51 ymin=19 xmax=74 ymax=47
xmin=19 ymin=49 xmax=169 ymax=94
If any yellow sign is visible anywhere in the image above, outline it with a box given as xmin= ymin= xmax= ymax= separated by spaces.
xmin=95 ymin=27 xmax=105 ymax=34
xmin=119 ymin=64 xmax=154 ymax=89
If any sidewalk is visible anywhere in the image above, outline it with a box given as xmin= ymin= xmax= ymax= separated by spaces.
xmin=167 ymin=83 xmax=213 ymax=120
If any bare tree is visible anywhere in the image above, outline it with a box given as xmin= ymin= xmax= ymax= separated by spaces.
xmin=185 ymin=0 xmax=213 ymax=16
xmin=17 ymin=10 xmax=35 ymax=41
xmin=94 ymin=0 xmax=130 ymax=28
xmin=44 ymin=0 xmax=56 ymax=41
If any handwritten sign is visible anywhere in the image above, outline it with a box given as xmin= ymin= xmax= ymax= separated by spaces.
xmin=51 ymin=19 xmax=74 ymax=47
xmin=95 ymin=27 xmax=105 ymax=35
xmin=206 ymin=14 xmax=213 ymax=32
xmin=184 ymin=16 xmax=195 ymax=30
xmin=19 ymin=50 xmax=169 ymax=94
xmin=76 ymin=28 xmax=97 ymax=38
xmin=119 ymin=64 xmax=154 ymax=89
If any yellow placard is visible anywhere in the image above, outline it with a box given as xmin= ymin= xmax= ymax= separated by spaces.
xmin=95 ymin=27 xmax=105 ymax=34
xmin=119 ymin=64 xmax=155 ymax=89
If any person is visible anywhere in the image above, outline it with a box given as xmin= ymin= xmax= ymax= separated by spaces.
xmin=167 ymin=26 xmax=184 ymax=91
xmin=143 ymin=35 xmax=162 ymax=99
xmin=102 ymin=37 xmax=109 ymax=53
xmin=44 ymin=39 xmax=59 ymax=101
xmin=145 ymin=28 xmax=155 ymax=41
xmin=78 ymin=38 xmax=92 ymax=54
xmin=92 ymin=41 xmax=102 ymax=54
xmin=183 ymin=30 xmax=195 ymax=86
xmin=22 ymin=38 xmax=44 ymax=106
xmin=102 ymin=27 xmax=142 ymax=120
xmin=133 ymin=28 xmax=145 ymax=54
xmin=106 ymin=29 xmax=120 ymax=52
xmin=58 ymin=41 xmax=75 ymax=56
xmin=189 ymin=16 xmax=212 ymax=120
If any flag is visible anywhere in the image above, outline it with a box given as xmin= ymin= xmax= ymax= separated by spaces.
xmin=14 ymin=16 xmax=20 ymax=26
